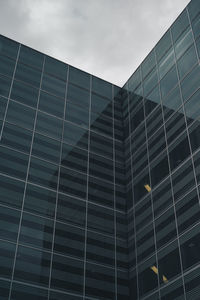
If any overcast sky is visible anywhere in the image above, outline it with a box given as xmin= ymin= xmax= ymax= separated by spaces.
xmin=0 ymin=0 xmax=190 ymax=86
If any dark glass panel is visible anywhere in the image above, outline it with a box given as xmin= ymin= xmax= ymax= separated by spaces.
xmin=50 ymin=290 xmax=81 ymax=300
xmin=42 ymin=73 xmax=66 ymax=99
xmin=91 ymin=112 xmax=113 ymax=137
xmin=66 ymin=101 xmax=89 ymax=128
xmin=169 ymin=133 xmax=190 ymax=170
xmin=0 ymin=55 xmax=15 ymax=77
xmin=144 ymin=85 xmax=160 ymax=117
xmin=0 ymin=146 xmax=28 ymax=180
xmin=133 ymin=167 xmax=150 ymax=203
xmin=85 ymin=262 xmax=115 ymax=299
xmin=0 ymin=174 xmax=25 ymax=208
xmin=117 ymin=270 xmax=129 ymax=300
xmin=1 ymin=122 xmax=32 ymax=153
xmin=127 ymin=67 xmax=141 ymax=93
xmin=160 ymin=279 xmax=184 ymax=300
xmin=177 ymin=44 xmax=197 ymax=80
xmin=87 ymin=230 xmax=115 ymax=267
xmin=158 ymin=241 xmax=181 ymax=286
xmin=116 ymin=211 xmax=127 ymax=239
xmin=181 ymin=64 xmax=200 ymax=102
xmin=0 ymin=35 xmax=19 ymax=59
xmin=19 ymin=212 xmax=53 ymax=250
xmin=51 ymin=254 xmax=83 ymax=294
xmin=88 ymin=176 xmax=114 ymax=208
xmin=0 ymin=205 xmax=20 ymax=242
xmin=185 ymin=266 xmax=200 ymax=300
xmin=129 ymin=269 xmax=138 ymax=300
xmin=135 ymin=195 xmax=152 ymax=232
xmin=69 ymin=66 xmax=90 ymax=89
xmin=150 ymin=151 xmax=169 ymax=187
xmin=184 ymin=88 xmax=200 ymax=125
xmin=131 ymin=123 xmax=146 ymax=152
xmin=0 ymin=240 xmax=15 ymax=279
xmin=191 ymin=13 xmax=200 ymax=39
xmin=15 ymin=63 xmax=41 ymax=88
xmin=11 ymin=80 xmax=39 ymax=108
xmin=171 ymin=9 xmax=190 ymax=42
xmin=89 ymin=152 xmax=113 ymax=183
xmin=155 ymin=207 xmax=177 ymax=249
xmin=141 ymin=49 xmax=156 ymax=79
xmin=39 ymin=91 xmax=65 ymax=118
xmin=32 ymin=133 xmax=61 ymax=163
xmin=92 ymin=76 xmax=112 ymax=99
xmin=148 ymin=126 xmax=166 ymax=162
xmin=63 ymin=122 xmax=88 ymax=150
xmin=194 ymin=151 xmax=200 ymax=184
xmin=152 ymin=177 xmax=173 ymax=217
xmin=165 ymin=108 xmax=186 ymax=145
xmin=180 ymin=223 xmax=200 ymax=271
xmin=19 ymin=45 xmax=44 ymax=69
xmin=59 ymin=167 xmax=87 ymax=199
xmin=54 ymin=221 xmax=84 ymax=259
xmin=87 ymin=202 xmax=114 ymax=235
xmin=0 ymin=74 xmax=12 ymax=97
xmin=146 ymin=105 xmax=163 ymax=138
xmin=0 ymin=96 xmax=7 ymax=120
xmin=44 ymin=56 xmax=67 ymax=80
xmin=91 ymin=93 xmax=112 ymax=119
xmin=14 ymin=246 xmax=51 ymax=286
xmin=57 ymin=193 xmax=85 ymax=227
xmin=67 ymin=83 xmax=90 ymax=108
xmin=24 ymin=183 xmax=56 ymax=218
xmin=28 ymin=157 xmax=58 ymax=190
xmin=6 ymin=100 xmax=36 ymax=130
xmin=172 ymin=159 xmax=195 ymax=201
xmin=61 ymin=143 xmax=87 ymax=173
xmin=162 ymin=86 xmax=182 ymax=121
xmin=115 ymin=161 xmax=126 ymax=185
xmin=138 ymin=256 xmax=158 ymax=297
xmin=0 ymin=279 xmax=10 ymax=300
xmin=137 ymin=222 xmax=155 ymax=263
xmin=189 ymin=121 xmax=200 ymax=153
xmin=90 ymin=131 xmax=113 ymax=159
xmin=36 ymin=111 xmax=63 ymax=140
xmin=117 ymin=238 xmax=129 ymax=269
xmin=188 ymin=0 xmax=200 ymax=21
xmin=11 ymin=282 xmax=48 ymax=300
xmin=130 ymin=102 xmax=144 ymax=133
xmin=115 ymin=184 xmax=126 ymax=212
xmin=160 ymin=66 xmax=178 ymax=99
xmin=176 ymin=188 xmax=200 ymax=234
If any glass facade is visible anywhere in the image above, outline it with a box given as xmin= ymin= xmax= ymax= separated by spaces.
xmin=0 ymin=0 xmax=200 ymax=299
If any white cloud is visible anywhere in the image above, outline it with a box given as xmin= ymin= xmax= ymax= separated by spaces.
xmin=0 ymin=0 xmax=190 ymax=86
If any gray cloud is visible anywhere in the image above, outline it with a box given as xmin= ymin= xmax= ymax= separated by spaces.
xmin=0 ymin=0 xmax=190 ymax=86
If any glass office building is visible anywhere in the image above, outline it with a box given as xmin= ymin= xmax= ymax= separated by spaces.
xmin=0 ymin=0 xmax=200 ymax=299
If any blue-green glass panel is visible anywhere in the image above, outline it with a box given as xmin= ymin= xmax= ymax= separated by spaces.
xmin=15 ymin=63 xmax=42 ymax=88
xmin=0 ymin=174 xmax=25 ymax=208
xmin=1 ymin=122 xmax=32 ymax=153
xmin=19 ymin=45 xmax=44 ymax=69
xmin=65 ymin=101 xmax=89 ymax=128
xmin=92 ymin=76 xmax=112 ymax=99
xmin=191 ymin=14 xmax=200 ymax=39
xmin=143 ymin=67 xmax=158 ymax=97
xmin=0 ymin=146 xmax=28 ymax=180
xmin=0 ymin=96 xmax=7 ymax=120
xmin=32 ymin=132 xmax=61 ymax=163
xmin=63 ymin=121 xmax=88 ymax=150
xmin=24 ymin=183 xmax=56 ymax=218
xmin=160 ymin=66 xmax=178 ymax=99
xmin=0 ymin=75 xmax=11 ymax=97
xmin=177 ymin=44 xmax=198 ymax=80
xmin=0 ymin=205 xmax=20 ymax=242
xmin=6 ymin=100 xmax=36 ymax=130
xmin=61 ymin=143 xmax=88 ymax=173
xmin=67 ymin=83 xmax=90 ymax=108
xmin=158 ymin=47 xmax=175 ymax=80
xmin=188 ymin=0 xmax=200 ymax=21
xmin=42 ymin=73 xmax=66 ymax=99
xmin=11 ymin=80 xmax=39 ymax=107
xmin=14 ymin=246 xmax=51 ymax=286
xmin=28 ymin=157 xmax=58 ymax=190
xmin=171 ymin=9 xmax=190 ymax=42
xmin=44 ymin=56 xmax=67 ymax=80
xmin=0 ymin=55 xmax=15 ymax=77
xmin=181 ymin=64 xmax=200 ymax=102
xmin=0 ymin=35 xmax=19 ymax=59
xmin=141 ymin=49 xmax=156 ymax=79
xmin=162 ymin=86 xmax=182 ymax=121
xmin=69 ymin=66 xmax=90 ymax=89
xmin=39 ymin=90 xmax=64 ymax=118
xmin=91 ymin=93 xmax=112 ymax=118
xmin=0 ymin=279 xmax=10 ymax=300
xmin=0 ymin=240 xmax=15 ymax=279
xmin=155 ymin=30 xmax=172 ymax=61
xmin=174 ymin=28 xmax=193 ymax=60
xmin=11 ymin=282 xmax=48 ymax=300
xmin=36 ymin=111 xmax=63 ymax=140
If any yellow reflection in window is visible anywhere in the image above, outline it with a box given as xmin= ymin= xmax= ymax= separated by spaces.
xmin=144 ymin=184 xmax=151 ymax=192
